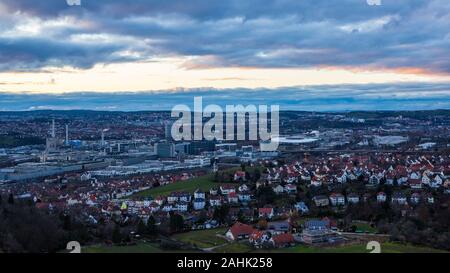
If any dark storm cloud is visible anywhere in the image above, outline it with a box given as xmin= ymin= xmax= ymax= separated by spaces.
xmin=0 ymin=0 xmax=449 ymax=73
xmin=0 ymin=36 xmax=137 ymax=71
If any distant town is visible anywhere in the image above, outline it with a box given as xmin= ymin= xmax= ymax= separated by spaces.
xmin=0 ymin=110 xmax=448 ymax=253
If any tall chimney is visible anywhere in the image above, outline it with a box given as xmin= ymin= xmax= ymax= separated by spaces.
xmin=51 ymin=119 xmax=55 ymax=138
xmin=65 ymin=124 xmax=69 ymax=144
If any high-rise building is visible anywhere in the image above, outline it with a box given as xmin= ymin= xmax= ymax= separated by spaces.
xmin=175 ymin=142 xmax=191 ymax=155
xmin=46 ymin=119 xmax=60 ymax=152
xmin=165 ymin=121 xmax=174 ymax=140
xmin=155 ymin=142 xmax=176 ymax=158
xmin=188 ymin=140 xmax=216 ymax=155
xmin=65 ymin=124 xmax=69 ymax=145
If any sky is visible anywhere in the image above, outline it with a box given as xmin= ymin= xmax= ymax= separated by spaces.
xmin=0 ymin=0 xmax=449 ymax=110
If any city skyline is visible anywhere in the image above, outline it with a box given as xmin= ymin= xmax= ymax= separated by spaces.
xmin=0 ymin=82 xmax=449 ymax=111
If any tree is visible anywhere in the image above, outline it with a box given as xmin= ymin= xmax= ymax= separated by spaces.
xmin=112 ymin=225 xmax=122 ymax=244
xmin=213 ymin=205 xmax=229 ymax=224
xmin=137 ymin=219 xmax=147 ymax=235
xmin=8 ymin=193 xmax=14 ymax=205
xmin=393 ymin=177 xmax=398 ymax=186
xmin=169 ymin=213 xmax=184 ymax=233
xmin=256 ymin=185 xmax=276 ymax=205
xmin=257 ymin=219 xmax=268 ymax=230
xmin=146 ymin=215 xmax=157 ymax=235
xmin=252 ymin=168 xmax=261 ymax=183
xmin=62 ymin=214 xmax=72 ymax=231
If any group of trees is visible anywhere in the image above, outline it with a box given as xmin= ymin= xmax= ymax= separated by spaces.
xmin=343 ymin=198 xmax=450 ymax=251
xmin=387 ymin=201 xmax=450 ymax=250
xmin=136 ymin=215 xmax=158 ymax=237
xmin=0 ymin=195 xmax=67 ymax=252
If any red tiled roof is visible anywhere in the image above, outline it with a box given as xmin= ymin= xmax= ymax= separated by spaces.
xmin=272 ymin=233 xmax=294 ymax=246
xmin=249 ymin=231 xmax=264 ymax=241
xmin=229 ymin=222 xmax=255 ymax=238
xmin=259 ymin=207 xmax=273 ymax=214
xmin=228 ymin=192 xmax=237 ymax=198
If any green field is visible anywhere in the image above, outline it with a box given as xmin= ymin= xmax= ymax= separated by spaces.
xmin=172 ymin=228 xmax=228 ymax=249
xmin=352 ymin=222 xmax=378 ymax=233
xmin=214 ymin=242 xmax=254 ymax=253
xmin=83 ymin=242 xmax=199 ymax=253
xmin=81 ymin=241 xmax=447 ymax=254
xmin=133 ymin=174 xmax=234 ymax=198
xmin=266 ymin=242 xmax=448 ymax=253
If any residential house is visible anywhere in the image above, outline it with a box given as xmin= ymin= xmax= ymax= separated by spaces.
xmin=329 ymin=193 xmax=345 ymax=206
xmin=310 ymin=176 xmax=323 ymax=187
xmin=149 ymin=202 xmax=160 ymax=213
xmin=392 ymin=192 xmax=407 ymax=205
xmin=377 ymin=192 xmax=387 ymax=203
xmin=267 ymin=220 xmax=290 ymax=235
xmin=294 ymin=202 xmax=309 ymax=214
xmin=409 ymin=172 xmax=421 ymax=180
xmin=336 ymin=171 xmax=347 ymax=183
xmin=238 ymin=184 xmax=249 ymax=192
xmin=312 ymin=195 xmax=329 ymax=207
xmin=175 ymin=202 xmax=188 ymax=212
xmin=347 ymin=193 xmax=360 ymax=204
xmin=194 ymin=189 xmax=205 ymax=199
xmin=272 ymin=185 xmax=285 ymax=195
xmin=410 ymin=193 xmax=421 ymax=205
xmin=162 ymin=204 xmax=173 ymax=212
xmin=425 ymin=194 xmax=435 ymax=204
xmin=431 ymin=174 xmax=443 ymax=188
xmin=154 ymin=196 xmax=165 ymax=206
xmin=167 ymin=193 xmax=178 ymax=204
xmin=284 ymin=184 xmax=297 ymax=194
xmin=385 ymin=172 xmax=396 ymax=185
xmin=369 ymin=174 xmax=380 ymax=185
xmin=193 ymin=198 xmax=206 ymax=210
xmin=179 ymin=192 xmax=191 ymax=202
xmin=409 ymin=179 xmax=422 ymax=189
xmin=226 ymin=222 xmax=255 ymax=240
xmin=301 ymin=219 xmax=341 ymax=245
xmin=227 ymin=192 xmax=239 ymax=203
xmin=422 ymin=174 xmax=431 ymax=185
xmin=249 ymin=231 xmax=270 ymax=248
xmin=259 ymin=207 xmax=274 ymax=219
xmin=209 ymin=196 xmax=222 ymax=207
xmin=270 ymin=233 xmax=295 ymax=248
xmin=234 ymin=171 xmax=247 ymax=182
xmin=238 ymin=191 xmax=252 ymax=202
xmin=363 ymin=193 xmax=372 ymax=202
xmin=220 ymin=185 xmax=236 ymax=195
xmin=304 ymin=220 xmax=329 ymax=231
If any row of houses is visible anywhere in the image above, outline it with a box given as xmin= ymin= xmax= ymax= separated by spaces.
xmin=260 ymin=154 xmax=450 ymax=190
xmin=312 ymin=191 xmax=435 ymax=207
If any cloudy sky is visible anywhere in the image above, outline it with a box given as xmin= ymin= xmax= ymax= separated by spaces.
xmin=0 ymin=0 xmax=449 ymax=110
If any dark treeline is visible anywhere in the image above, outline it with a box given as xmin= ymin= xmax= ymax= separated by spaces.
xmin=0 ymin=194 xmax=93 ymax=253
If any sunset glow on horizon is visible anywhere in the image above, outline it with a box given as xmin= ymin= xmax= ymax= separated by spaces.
xmin=1 ymin=58 xmax=449 ymax=93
